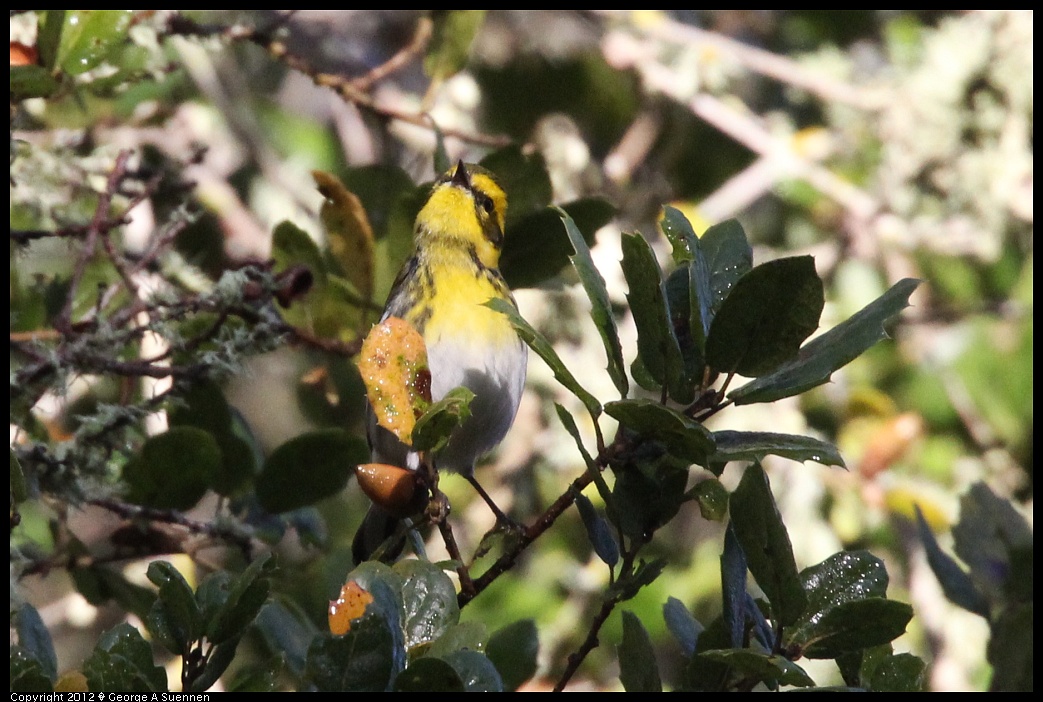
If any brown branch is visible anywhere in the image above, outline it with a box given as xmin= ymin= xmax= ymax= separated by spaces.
xmin=164 ymin=12 xmax=510 ymax=149
xmin=350 ymin=15 xmax=434 ymax=92
xmin=55 ymin=150 xmax=133 ymax=335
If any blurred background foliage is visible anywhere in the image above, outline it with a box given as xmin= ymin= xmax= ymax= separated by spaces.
xmin=10 ymin=10 xmax=1032 ymax=691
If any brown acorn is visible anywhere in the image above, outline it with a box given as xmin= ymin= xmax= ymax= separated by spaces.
xmin=354 ymin=462 xmax=429 ymax=518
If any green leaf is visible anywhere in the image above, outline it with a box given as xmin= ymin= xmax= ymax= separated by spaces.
xmin=122 ymin=427 xmax=221 ymax=511
xmin=914 ymin=506 xmax=990 ymax=617
xmin=660 ymin=206 xmax=714 ymax=349
xmin=10 ymin=646 xmax=54 ymax=693
xmin=709 ymin=430 xmax=846 ymax=469
xmin=146 ymin=561 xmax=202 ymax=654
xmin=57 ymin=10 xmax=136 ymax=76
xmin=619 ymin=611 xmax=662 ymax=692
xmin=424 ymin=621 xmax=487 ymax=659
xmin=786 ymin=552 xmax=917 ymax=660
xmin=306 ymin=615 xmax=397 ymax=692
xmin=424 ymin=11 xmax=486 ymax=81
xmin=605 ymin=399 xmax=715 ymax=464
xmin=256 ymin=429 xmax=367 ymax=513
xmin=486 ymin=298 xmax=601 ymax=419
xmin=798 ymin=599 xmax=914 ymax=659
xmin=486 ymin=620 xmax=539 ymax=691
xmin=697 ymin=650 xmax=815 ymax=688
xmin=729 ymin=463 xmax=807 ymax=626
xmin=14 ymin=604 xmax=57 ymax=682
xmin=706 ymin=256 xmax=824 ymax=377
xmin=689 ymin=478 xmax=729 ymax=519
xmin=574 ymin=489 xmax=619 ymax=566
xmin=440 ymin=649 xmax=504 ymax=692
xmin=272 ymin=220 xmax=327 ymax=285
xmin=254 ymin=601 xmax=320 ymax=677
xmin=500 ymin=198 xmax=615 ymax=289
xmin=663 ymin=597 xmax=702 ymax=658
xmin=559 ymin=207 xmax=628 ymax=396
xmin=395 ymin=559 xmax=460 ymax=652
xmin=700 ymin=219 xmax=753 ymax=315
xmin=610 ymin=449 xmax=690 ymax=541
xmin=411 ymin=386 xmax=475 ymax=454
xmin=83 ymin=623 xmax=167 ymax=693
xmin=395 ymin=657 xmax=465 ymax=691
xmin=71 ymin=565 xmax=156 ymax=621
xmin=720 ymin=524 xmax=748 ymax=648
xmin=729 ymin=279 xmax=920 ymax=405
xmin=621 ymin=232 xmax=691 ymax=402
xmin=10 ymin=65 xmax=60 ymax=101
xmin=37 ymin=10 xmax=67 ymax=70
xmin=869 ymin=652 xmax=927 ymax=692
xmin=206 ymin=554 xmax=275 ymax=645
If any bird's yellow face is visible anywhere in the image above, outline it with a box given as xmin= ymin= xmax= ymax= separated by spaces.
xmin=414 ymin=162 xmax=508 ymax=270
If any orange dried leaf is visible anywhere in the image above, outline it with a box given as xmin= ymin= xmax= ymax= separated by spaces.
xmin=313 ymin=170 xmax=375 ymax=301
xmin=328 ymin=581 xmax=375 ymax=635
xmin=357 ymin=317 xmax=431 ymax=444
xmin=10 ymin=42 xmax=38 ymax=67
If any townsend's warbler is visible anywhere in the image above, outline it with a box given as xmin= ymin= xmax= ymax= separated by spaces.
xmin=352 ymin=160 xmax=528 ymax=563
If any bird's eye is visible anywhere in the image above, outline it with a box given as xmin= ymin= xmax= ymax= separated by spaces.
xmin=479 ymin=195 xmax=495 ymax=214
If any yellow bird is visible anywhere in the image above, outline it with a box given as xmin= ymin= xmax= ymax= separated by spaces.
xmin=352 ymin=161 xmax=527 ymax=562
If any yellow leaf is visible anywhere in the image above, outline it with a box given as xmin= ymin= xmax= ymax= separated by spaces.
xmin=313 ymin=170 xmax=375 ymax=302
xmin=357 ymin=317 xmax=431 ymax=444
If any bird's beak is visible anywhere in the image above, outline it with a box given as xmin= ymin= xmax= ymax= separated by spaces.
xmin=450 ymin=159 xmax=471 ymax=190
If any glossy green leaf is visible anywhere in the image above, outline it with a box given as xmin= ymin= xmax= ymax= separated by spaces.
xmin=605 ymin=399 xmax=715 ymax=464
xmin=411 ymin=386 xmax=474 ymax=454
xmin=660 ymin=206 xmax=714 ymax=347
xmin=486 ymin=298 xmax=601 ymax=418
xmin=500 ymin=197 xmax=615 ymax=289
xmin=395 ymin=657 xmax=465 ymax=691
xmin=57 ymin=10 xmax=136 ymax=76
xmin=663 ymin=597 xmax=703 ymax=658
xmin=574 ymin=489 xmax=619 ymax=566
xmin=619 ymin=611 xmax=662 ymax=692
xmin=560 ymin=207 xmax=628 ymax=396
xmin=798 ymin=599 xmax=914 ymax=659
xmin=706 ymin=256 xmax=823 ymax=377
xmin=10 ymin=646 xmax=53 ymax=693
xmin=729 ymin=279 xmax=920 ymax=405
xmin=206 ymin=554 xmax=274 ymax=646
xmin=424 ymin=621 xmax=487 ymax=659
xmin=621 ymin=232 xmax=691 ymax=402
xmin=720 ymin=524 xmax=748 ymax=648
xmin=987 ymin=601 xmax=1033 ymax=692
xmin=424 ymin=11 xmax=486 ymax=81
xmin=709 ymin=430 xmax=846 ymax=469
xmin=256 ymin=429 xmax=367 ymax=513
xmin=395 ymin=559 xmax=460 ymax=652
xmin=729 ymin=463 xmax=807 ymax=626
xmin=870 ymin=652 xmax=927 ymax=692
xmin=306 ymin=615 xmax=397 ymax=692
xmin=71 ymin=565 xmax=156 ymax=621
xmin=146 ymin=560 xmax=202 ymax=654
xmin=697 ymin=650 xmax=815 ymax=688
xmin=610 ymin=448 xmax=689 ymax=542
xmin=83 ymin=623 xmax=167 ymax=693
xmin=122 ymin=427 xmax=221 ymax=511
xmin=915 ymin=506 xmax=990 ymax=617
xmin=700 ymin=219 xmax=753 ymax=314
xmin=689 ymin=478 xmax=729 ymax=519
xmin=440 ymin=649 xmax=504 ymax=692
xmin=487 ymin=620 xmax=540 ymax=691
xmin=254 ymin=601 xmax=320 ymax=677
